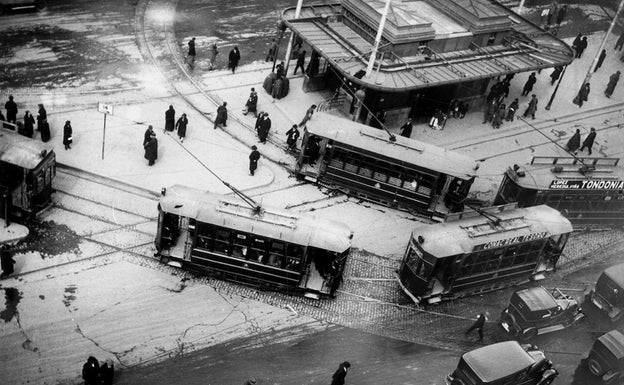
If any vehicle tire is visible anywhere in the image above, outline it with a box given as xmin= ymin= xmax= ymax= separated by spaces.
xmin=521 ymin=327 xmax=538 ymax=340
xmin=587 ymin=358 xmax=605 ymax=376
xmin=34 ymin=0 xmax=47 ymax=10
xmin=538 ymin=370 xmax=557 ymax=385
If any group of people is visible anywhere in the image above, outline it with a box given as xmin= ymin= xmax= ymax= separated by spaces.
xmin=565 ymin=127 xmax=597 ymax=155
xmin=82 ymin=356 xmax=114 ymax=385
xmin=2 ymin=96 xmax=51 ymax=142
xmin=184 ymin=37 xmax=239 ymax=73
xmin=481 ymin=73 xmax=540 ymax=129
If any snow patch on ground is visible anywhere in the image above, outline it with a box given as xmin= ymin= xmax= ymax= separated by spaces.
xmin=7 ymin=45 xmax=57 ymax=64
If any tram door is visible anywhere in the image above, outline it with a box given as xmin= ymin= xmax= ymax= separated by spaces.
xmin=158 ymin=212 xmax=192 ymax=261
xmin=298 ymin=134 xmax=329 ymax=181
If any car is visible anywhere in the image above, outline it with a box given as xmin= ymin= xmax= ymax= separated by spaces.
xmin=583 ymin=329 xmax=624 ymax=384
xmin=500 ymin=286 xmax=584 ymax=340
xmin=445 ymin=341 xmax=558 ymax=385
xmin=585 ymin=263 xmax=624 ymax=321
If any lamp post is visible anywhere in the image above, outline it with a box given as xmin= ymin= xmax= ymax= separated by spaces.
xmin=365 ymin=0 xmax=392 ymax=78
xmin=545 ymin=65 xmax=566 ymax=110
xmin=283 ymin=0 xmax=304 ymax=73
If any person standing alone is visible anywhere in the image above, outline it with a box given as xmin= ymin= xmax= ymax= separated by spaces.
xmin=5 ymin=95 xmax=17 ymax=124
xmin=293 ymin=50 xmax=307 ymax=75
xmin=165 ymin=105 xmax=175 ymax=133
xmin=605 ymin=71 xmax=621 ymax=98
xmin=521 ymin=72 xmax=537 ymax=96
xmin=249 ymin=145 xmax=260 ymax=176
xmin=175 ymin=113 xmax=188 ymax=142
xmin=63 ymin=120 xmax=73 ymax=150
xmin=186 ymin=37 xmax=196 ymax=68
xmin=331 ymin=361 xmax=351 ymax=385
xmin=228 ymin=46 xmax=241 ymax=73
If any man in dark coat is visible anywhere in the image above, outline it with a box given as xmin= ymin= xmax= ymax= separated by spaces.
xmin=605 ymin=71 xmax=621 ymax=98
xmin=228 ymin=46 xmax=241 ymax=73
xmin=579 ymin=127 xmax=597 ymax=155
xmin=571 ymin=33 xmax=582 ymax=53
xmin=566 ymin=129 xmax=581 ymax=153
xmin=576 ymin=36 xmax=588 ymax=58
xmin=63 ymin=120 xmax=73 ymax=150
xmin=175 ymin=113 xmax=188 ymax=142
xmin=285 ymin=124 xmax=300 ymax=151
xmin=144 ymin=125 xmax=155 ymax=146
xmin=23 ymin=111 xmax=35 ymax=138
xmin=186 ymin=37 xmax=196 ymax=68
xmin=556 ymin=4 xmax=567 ymax=25
xmin=521 ymin=72 xmax=537 ymax=96
xmin=594 ymin=49 xmax=606 ymax=72
xmin=40 ymin=120 xmax=51 ymax=142
xmin=293 ymin=50 xmax=307 ymax=74
xmin=1 ymin=245 xmax=16 ymax=277
xmin=255 ymin=112 xmax=265 ymax=134
xmin=37 ymin=103 xmax=47 ymax=132
xmin=249 ymin=145 xmax=260 ymax=176
xmin=214 ymin=102 xmax=228 ymax=129
xmin=465 ymin=312 xmax=489 ymax=341
xmin=574 ymin=82 xmax=590 ymax=107
xmin=550 ymin=66 xmax=563 ymax=85
xmin=100 ymin=359 xmax=114 ymax=385
xmin=5 ymin=95 xmax=17 ymax=124
xmin=331 ymin=361 xmax=351 ymax=385
xmin=82 ymin=356 xmax=100 ymax=385
xmin=165 ymin=105 xmax=175 ymax=132
xmin=243 ymin=88 xmax=258 ymax=117
xmin=399 ymin=118 xmax=413 ymax=138
xmin=257 ymin=113 xmax=271 ymax=143
xmin=506 ymin=98 xmax=519 ymax=121
xmin=144 ymin=133 xmax=158 ymax=166
xmin=523 ymin=94 xmax=538 ymax=119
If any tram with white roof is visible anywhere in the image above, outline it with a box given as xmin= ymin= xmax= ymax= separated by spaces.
xmin=295 ymin=112 xmax=479 ymax=220
xmin=155 ymin=185 xmax=353 ymax=299
xmin=398 ymin=203 xmax=573 ymax=304
xmin=494 ymin=156 xmax=624 ymax=228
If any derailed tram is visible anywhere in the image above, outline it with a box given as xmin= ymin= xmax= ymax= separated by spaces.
xmin=494 ymin=156 xmax=624 ymax=228
xmin=155 ymin=185 xmax=353 ymax=299
xmin=295 ymin=112 xmax=478 ymax=220
xmin=398 ymin=204 xmax=573 ymax=305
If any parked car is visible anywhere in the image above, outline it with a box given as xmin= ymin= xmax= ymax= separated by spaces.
xmin=445 ymin=341 xmax=558 ymax=385
xmin=583 ymin=329 xmax=624 ymax=384
xmin=500 ymin=286 xmax=584 ymax=340
xmin=585 ymin=263 xmax=624 ymax=321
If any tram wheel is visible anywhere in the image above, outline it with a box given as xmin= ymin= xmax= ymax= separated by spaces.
xmin=587 ymin=358 xmax=605 ymax=376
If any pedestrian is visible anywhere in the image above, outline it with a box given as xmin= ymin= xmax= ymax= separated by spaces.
xmin=565 ymin=128 xmax=581 ymax=153
xmin=500 ymin=80 xmax=510 ymax=100
xmin=276 ymin=61 xmax=285 ymax=79
xmin=272 ymin=76 xmax=284 ymax=100
xmin=492 ymin=103 xmax=505 ymax=129
xmin=144 ymin=125 xmax=155 ymax=146
xmin=555 ymin=4 xmax=567 ymax=25
xmin=249 ymin=145 xmax=260 ymax=176
xmin=399 ymin=118 xmax=413 ymax=138
xmin=100 ymin=359 xmax=114 ymax=385
xmin=255 ymin=111 xmax=265 ymax=135
xmin=266 ymin=38 xmax=277 ymax=62
xmin=243 ymin=88 xmax=258 ymax=117
xmin=257 ymin=112 xmax=271 ymax=143
xmin=306 ymin=136 xmax=321 ymax=165
xmin=605 ymin=70 xmax=621 ymax=98
xmin=331 ymin=361 xmax=351 ymax=385
xmin=521 ymin=72 xmax=537 ymax=96
xmin=40 ymin=119 xmax=51 ymax=142
xmin=228 ymin=46 xmax=241 ymax=74
xmin=214 ymin=102 xmax=228 ymax=129
xmin=165 ymin=105 xmax=175 ymax=133
xmin=299 ymin=104 xmax=316 ymax=127
xmin=175 ymin=113 xmax=188 ymax=142
xmin=458 ymin=102 xmax=469 ymax=118
xmin=547 ymin=1 xmax=558 ymax=26
xmin=82 ymin=356 xmax=100 ymax=385
xmin=572 ymin=33 xmax=582 ymax=53
xmin=506 ymin=98 xmax=519 ymax=121
xmin=293 ymin=50 xmax=307 ymax=74
xmin=5 ymin=95 xmax=17 ymax=124
xmin=579 ymin=127 xmax=597 ymax=155
xmin=576 ymin=37 xmax=588 ymax=58
xmin=371 ymin=108 xmax=386 ymax=129
xmin=429 ymin=109 xmax=446 ymax=130
xmin=23 ymin=110 xmax=35 ymax=138
xmin=594 ymin=50 xmax=607 ymax=73
xmin=616 ymin=31 xmax=624 ymax=51
xmin=575 ymin=82 xmax=590 ymax=107
xmin=285 ymin=124 xmax=300 ymax=151
xmin=465 ymin=312 xmax=489 ymax=341
xmin=243 ymin=378 xmax=257 ymax=385
xmin=186 ymin=37 xmax=196 ymax=68
xmin=482 ymin=99 xmax=498 ymax=124
xmin=63 ymin=120 xmax=73 ymax=150
xmin=37 ymin=103 xmax=47 ymax=132
xmin=449 ymin=99 xmax=460 ymax=118
xmin=550 ymin=66 xmax=563 ymax=85
xmin=523 ymin=94 xmax=538 ymax=119
xmin=209 ymin=42 xmax=219 ymax=70
xmin=144 ymin=132 xmax=158 ymax=166
xmin=0 ymin=245 xmax=16 ymax=278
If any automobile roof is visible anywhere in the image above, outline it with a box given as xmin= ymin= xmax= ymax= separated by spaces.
xmin=596 ymin=330 xmax=624 ymax=360
xmin=513 ymin=287 xmax=558 ymax=312
xmin=462 ymin=341 xmax=536 ymax=383
xmin=602 ymin=263 xmax=624 ymax=288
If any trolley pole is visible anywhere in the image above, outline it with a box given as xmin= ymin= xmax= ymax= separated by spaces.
xmin=365 ymin=0 xmax=392 ymax=78
xmin=283 ymin=0 xmax=304 ymax=73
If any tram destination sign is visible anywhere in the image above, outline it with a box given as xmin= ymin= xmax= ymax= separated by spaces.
xmin=549 ymin=180 xmax=624 ymax=190
xmin=473 ymin=232 xmax=548 ymax=251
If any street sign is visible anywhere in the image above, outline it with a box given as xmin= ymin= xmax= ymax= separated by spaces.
xmin=98 ymin=102 xmax=114 ymax=115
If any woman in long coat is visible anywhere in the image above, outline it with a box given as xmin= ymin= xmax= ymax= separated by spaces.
xmin=175 ymin=113 xmax=188 ymax=142
xmin=565 ymin=129 xmax=581 ymax=152
xmin=228 ymin=46 xmax=240 ymax=73
xmin=40 ymin=120 xmax=51 ymax=142
xmin=165 ymin=105 xmax=175 ymax=132
xmin=62 ymin=120 xmax=73 ymax=150
xmin=576 ymin=83 xmax=590 ymax=107
xmin=144 ymin=134 xmax=158 ymax=166
xmin=605 ymin=71 xmax=621 ymax=98
xmin=37 ymin=103 xmax=47 ymax=132
xmin=23 ymin=111 xmax=35 ymax=138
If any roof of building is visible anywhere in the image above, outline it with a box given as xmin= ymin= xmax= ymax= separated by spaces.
xmin=282 ymin=1 xmax=573 ymax=92
xmin=0 ymin=128 xmax=55 ymax=169
xmin=462 ymin=341 xmax=536 ymax=383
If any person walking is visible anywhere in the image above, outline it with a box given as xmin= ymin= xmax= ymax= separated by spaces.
xmin=249 ymin=145 xmax=260 ymax=176
xmin=594 ymin=49 xmax=607 ymax=72
xmin=576 ymin=36 xmax=588 ymax=58
xmin=293 ymin=50 xmax=307 ymax=74
xmin=521 ymin=72 xmax=537 ymax=96
xmin=5 ymin=95 xmax=18 ymax=124
xmin=257 ymin=113 xmax=271 ymax=143
xmin=209 ymin=42 xmax=218 ymax=70
xmin=575 ymin=82 xmax=590 ymax=107
xmin=285 ymin=124 xmax=300 ymax=151
xmin=62 ymin=120 xmax=73 ymax=150
xmin=506 ymin=98 xmax=519 ymax=121
xmin=616 ymin=31 xmax=624 ymax=51
xmin=579 ymin=127 xmax=597 ymax=155
xmin=572 ymin=33 xmax=582 ymax=54
xmin=523 ymin=94 xmax=538 ymax=119
xmin=266 ymin=38 xmax=277 ymax=62
xmin=144 ymin=132 xmax=158 ymax=166
xmin=82 ymin=356 xmax=100 ymax=385
xmin=175 ymin=113 xmax=188 ymax=142
xmin=331 ymin=361 xmax=351 ymax=385
xmin=186 ymin=37 xmax=196 ymax=68
xmin=165 ymin=105 xmax=175 ymax=133
xmin=399 ymin=118 xmax=413 ymax=138
xmin=565 ymin=129 xmax=581 ymax=153
xmin=23 ymin=111 xmax=35 ymax=138
xmin=0 ymin=245 xmax=16 ymax=278
xmin=37 ymin=103 xmax=47 ymax=132
xmin=243 ymin=88 xmax=258 ymax=117
xmin=299 ymin=104 xmax=316 ymax=127
xmin=465 ymin=312 xmax=489 ymax=341
xmin=555 ymin=4 xmax=567 ymax=25
xmin=550 ymin=66 xmax=563 ymax=85
xmin=605 ymin=71 xmax=621 ymax=98
xmin=144 ymin=125 xmax=155 ymax=146
xmin=214 ymin=102 xmax=228 ymax=129
xmin=228 ymin=46 xmax=241 ymax=74
xmin=482 ymin=99 xmax=498 ymax=124
xmin=100 ymin=359 xmax=114 ymax=385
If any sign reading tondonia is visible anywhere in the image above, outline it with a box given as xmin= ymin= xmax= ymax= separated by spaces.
xmin=549 ymin=180 xmax=624 ymax=190
xmin=473 ymin=232 xmax=548 ymax=251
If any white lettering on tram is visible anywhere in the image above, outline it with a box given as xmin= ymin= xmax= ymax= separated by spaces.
xmin=549 ymin=180 xmax=624 ymax=190
xmin=473 ymin=231 xmax=549 ymax=251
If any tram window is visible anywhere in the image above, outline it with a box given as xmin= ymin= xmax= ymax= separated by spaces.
xmin=358 ymin=156 xmax=374 ymax=178
xmin=514 ymin=254 xmax=527 ymax=265
xmin=251 ymin=236 xmax=268 ymax=264
xmin=329 ymin=151 xmax=346 ymax=169
xmin=373 ymin=161 xmax=390 ymax=183
xmin=500 ymin=255 xmax=515 ymax=268
xmin=387 ymin=167 xmax=403 ymax=187
xmin=525 ymin=253 xmax=539 ymax=264
xmin=343 ymin=152 xmax=360 ymax=173
xmin=285 ymin=244 xmax=304 ymax=271
xmin=268 ymin=241 xmax=285 ymax=268
xmin=214 ymin=228 xmax=232 ymax=254
xmin=232 ymin=232 xmax=249 ymax=259
xmin=195 ymin=223 xmax=215 ymax=250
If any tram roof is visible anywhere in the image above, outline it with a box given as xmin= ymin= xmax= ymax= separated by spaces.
xmin=411 ymin=204 xmax=572 ymax=257
xmin=0 ymin=128 xmax=54 ymax=169
xmin=462 ymin=341 xmax=536 ymax=383
xmin=160 ymin=185 xmax=352 ymax=253
xmin=307 ymin=112 xmax=477 ymax=180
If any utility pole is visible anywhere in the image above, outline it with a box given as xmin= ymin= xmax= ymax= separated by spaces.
xmin=365 ymin=0 xmax=392 ymax=78
xmin=283 ymin=0 xmax=304 ymax=72
xmin=545 ymin=66 xmax=566 ymax=110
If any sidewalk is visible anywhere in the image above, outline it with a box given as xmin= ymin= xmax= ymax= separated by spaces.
xmin=0 ymin=221 xmax=29 ymax=245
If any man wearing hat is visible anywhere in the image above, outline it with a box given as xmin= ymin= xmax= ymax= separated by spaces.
xmin=249 ymin=146 xmax=260 ymax=176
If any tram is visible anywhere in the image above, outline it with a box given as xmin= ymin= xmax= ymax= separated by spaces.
xmin=295 ymin=112 xmax=479 ymax=220
xmin=0 ymin=127 xmax=56 ymax=219
xmin=155 ymin=185 xmax=353 ymax=299
xmin=398 ymin=203 xmax=573 ymax=304
xmin=494 ymin=156 xmax=624 ymax=228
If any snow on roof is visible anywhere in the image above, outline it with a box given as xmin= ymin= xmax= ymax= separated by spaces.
xmin=0 ymin=128 xmax=55 ymax=169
